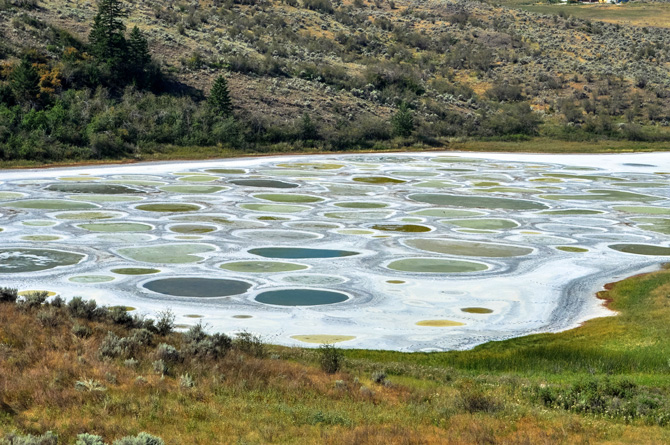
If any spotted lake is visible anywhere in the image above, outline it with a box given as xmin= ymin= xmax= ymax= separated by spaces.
xmin=1 ymin=152 xmax=668 ymax=351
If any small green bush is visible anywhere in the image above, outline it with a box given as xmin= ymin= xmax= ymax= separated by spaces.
xmin=1 ymin=431 xmax=58 ymax=445
xmin=234 ymin=331 xmax=265 ymax=358
xmin=67 ymin=297 xmax=101 ymax=320
xmin=72 ymin=323 xmax=92 ymax=338
xmin=319 ymin=344 xmax=342 ymax=374
xmin=75 ymin=433 xmax=105 ymax=445
xmin=112 ymin=432 xmax=164 ymax=445
xmin=0 ymin=287 xmax=18 ymax=304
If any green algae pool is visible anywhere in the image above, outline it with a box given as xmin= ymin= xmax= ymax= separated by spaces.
xmin=253 ymin=193 xmax=324 ymax=203
xmin=0 ymin=248 xmax=85 ymax=273
xmin=387 ymin=258 xmax=489 ymax=273
xmin=240 ymin=203 xmax=311 ymax=213
xmin=144 ymin=278 xmax=251 ymax=298
xmin=46 ymin=183 xmax=143 ymax=194
xmin=78 ymin=222 xmax=153 ymax=232
xmin=249 ymin=247 xmax=359 ymax=259
xmin=54 ymin=211 xmax=124 ymax=220
xmin=370 ymin=224 xmax=432 ymax=233
xmin=136 ymin=203 xmax=201 ymax=212
xmin=111 ymin=268 xmax=160 ymax=275
xmin=334 ymin=202 xmax=389 ymax=209
xmin=159 ymin=185 xmax=227 ymax=194
xmin=608 ymin=244 xmax=670 ymax=256
xmin=3 ymin=199 xmax=98 ymax=210
xmin=409 ymin=194 xmax=548 ymax=210
xmin=117 ymin=244 xmax=216 ymax=264
xmin=220 ymin=261 xmax=308 ymax=273
xmin=169 ymin=224 xmax=217 ymax=234
xmin=441 ymin=218 xmax=519 ymax=230
xmin=405 ymin=239 xmax=534 ymax=258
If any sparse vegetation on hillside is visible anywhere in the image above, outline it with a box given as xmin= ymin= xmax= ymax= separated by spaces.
xmin=1 ymin=0 xmax=670 ymax=164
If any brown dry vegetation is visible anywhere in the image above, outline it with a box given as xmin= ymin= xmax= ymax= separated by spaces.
xmin=1 ymin=268 xmax=670 ymax=444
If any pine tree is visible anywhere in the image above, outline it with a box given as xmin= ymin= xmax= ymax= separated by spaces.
xmin=127 ymin=26 xmax=151 ymax=86
xmin=209 ymin=75 xmax=233 ymax=117
xmin=89 ymin=0 xmax=128 ymax=70
xmin=128 ymin=26 xmax=150 ymax=69
xmin=391 ymin=102 xmax=414 ymax=137
xmin=9 ymin=58 xmax=40 ymax=106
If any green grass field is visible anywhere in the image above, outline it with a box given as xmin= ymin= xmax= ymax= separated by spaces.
xmin=517 ymin=2 xmax=670 ymax=29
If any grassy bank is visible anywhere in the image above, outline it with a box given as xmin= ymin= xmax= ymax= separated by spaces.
xmin=1 ymin=137 xmax=670 ymax=170
xmin=1 ymin=266 xmax=670 ymax=443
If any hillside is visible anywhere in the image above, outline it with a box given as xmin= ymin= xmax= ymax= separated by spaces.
xmin=1 ymin=0 xmax=670 ymax=163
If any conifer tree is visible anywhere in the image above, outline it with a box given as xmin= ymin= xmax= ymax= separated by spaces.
xmin=209 ymin=75 xmax=233 ymax=117
xmin=127 ymin=26 xmax=151 ymax=86
xmin=391 ymin=102 xmax=414 ymax=137
xmin=89 ymin=0 xmax=128 ymax=70
xmin=9 ymin=58 xmax=40 ymax=106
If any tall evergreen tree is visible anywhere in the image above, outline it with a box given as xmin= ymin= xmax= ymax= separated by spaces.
xmin=89 ymin=0 xmax=128 ymax=71
xmin=391 ymin=102 xmax=414 ymax=137
xmin=127 ymin=26 xmax=151 ymax=86
xmin=9 ymin=58 xmax=40 ymax=106
xmin=209 ymin=75 xmax=233 ymax=117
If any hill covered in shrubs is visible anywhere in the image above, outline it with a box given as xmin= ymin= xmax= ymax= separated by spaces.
xmin=0 ymin=0 xmax=669 ymax=162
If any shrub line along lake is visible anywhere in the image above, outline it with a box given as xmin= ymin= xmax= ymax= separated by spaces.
xmin=0 ymin=152 xmax=668 ymax=351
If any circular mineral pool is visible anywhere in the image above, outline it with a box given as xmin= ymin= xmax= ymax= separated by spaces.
xmin=255 ymin=289 xmax=348 ymax=306
xmin=441 ymin=219 xmax=519 ymax=230
xmin=55 ymin=211 xmax=125 ymax=220
xmin=143 ymin=278 xmax=251 ymax=297
xmin=46 ymin=183 xmax=143 ymax=194
xmin=111 ymin=268 xmax=161 ymax=275
xmin=206 ymin=168 xmax=246 ymax=174
xmin=556 ymin=246 xmax=589 ymax=253
xmin=69 ymin=275 xmax=115 ymax=283
xmin=159 ymin=185 xmax=227 ymax=194
xmin=291 ymin=335 xmax=356 ymax=344
xmin=539 ymin=209 xmax=605 ymax=215
xmin=540 ymin=190 xmax=660 ymax=202
xmin=18 ymin=290 xmax=57 ymax=297
xmin=220 ymin=261 xmax=308 ymax=273
xmin=352 ymin=176 xmax=406 ymax=184
xmin=461 ymin=307 xmax=493 ymax=314
xmin=68 ymin=194 xmax=144 ymax=203
xmin=117 ymin=243 xmax=216 ymax=263
xmin=177 ymin=175 xmax=218 ymax=182
xmin=3 ymin=199 xmax=98 ymax=210
xmin=77 ymin=222 xmax=153 ymax=232
xmin=253 ymin=193 xmax=324 ymax=203
xmin=370 ymin=224 xmax=432 ymax=233
xmin=0 ymin=192 xmax=26 ymax=200
xmin=404 ymin=239 xmax=533 ymax=258
xmin=415 ymin=320 xmax=465 ymax=327
xmin=608 ymin=244 xmax=670 ymax=256
xmin=57 ymin=176 xmax=102 ymax=181
xmin=21 ymin=235 xmax=61 ymax=241
xmin=411 ymin=209 xmax=486 ymax=218
xmin=230 ymin=179 xmax=298 ymax=188
xmin=275 ymin=162 xmax=344 ymax=170
xmin=135 ymin=203 xmax=201 ymax=212
xmin=613 ymin=206 xmax=670 ymax=215
xmin=0 ymin=248 xmax=84 ymax=273
xmin=240 ymin=203 xmax=311 ymax=213
xmin=232 ymin=315 xmax=252 ymax=319
xmin=324 ymin=210 xmax=394 ymax=220
xmin=235 ymin=230 xmax=320 ymax=242
xmin=338 ymin=229 xmax=375 ymax=235
xmin=409 ymin=194 xmax=548 ymax=210
xmin=168 ymin=224 xmax=217 ymax=234
xmin=334 ymin=201 xmax=389 ymax=209
xmin=249 ymin=247 xmax=359 ymax=259
xmin=387 ymin=258 xmax=489 ymax=273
